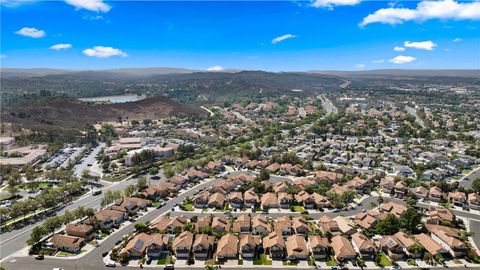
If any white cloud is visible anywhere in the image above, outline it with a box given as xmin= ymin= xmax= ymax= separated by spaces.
xmin=0 ymin=54 xmax=6 ymax=59
xmin=311 ymin=0 xmax=361 ymax=9
xmin=355 ymin=64 xmax=366 ymax=69
xmin=394 ymin=46 xmax=405 ymax=52
xmin=1 ymin=0 xmax=36 ymax=7
xmin=207 ymin=65 xmax=224 ymax=72
xmin=65 ymin=0 xmax=110 ymax=12
xmin=404 ymin=40 xmax=436 ymax=50
xmin=389 ymin=55 xmax=416 ymax=64
xmin=360 ymin=0 xmax=480 ymax=26
xmin=83 ymin=46 xmax=127 ymax=58
xmin=453 ymin=37 xmax=463 ymax=42
xmin=50 ymin=43 xmax=72 ymax=50
xmin=272 ymin=34 xmax=296 ymax=44
xmin=15 ymin=27 xmax=45 ymax=38
xmin=372 ymin=59 xmax=385 ymax=64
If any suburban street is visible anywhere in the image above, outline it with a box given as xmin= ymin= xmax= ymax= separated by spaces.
xmin=3 ymin=170 xmax=480 ymax=270
xmin=405 ymin=105 xmax=426 ymax=128
xmin=459 ymin=167 xmax=480 ymax=190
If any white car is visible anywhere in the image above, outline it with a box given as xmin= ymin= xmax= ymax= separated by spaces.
xmin=53 ymin=268 xmax=65 ymax=270
xmin=105 ymin=262 xmax=116 ymax=267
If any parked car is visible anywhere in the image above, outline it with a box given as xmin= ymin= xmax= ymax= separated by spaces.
xmin=35 ymin=254 xmax=44 ymax=260
xmin=105 ymin=262 xmax=116 ymax=267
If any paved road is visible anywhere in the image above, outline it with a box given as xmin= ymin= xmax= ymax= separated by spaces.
xmin=318 ymin=95 xmax=337 ymax=115
xmin=0 ymin=173 xmax=136 ymax=259
xmin=1 ymin=174 xmax=231 ymax=270
xmin=459 ymin=167 xmax=480 ymax=190
xmin=3 ymin=177 xmax=480 ymax=270
xmin=74 ymin=143 xmax=105 ymax=177
xmin=405 ymin=105 xmax=426 ymax=128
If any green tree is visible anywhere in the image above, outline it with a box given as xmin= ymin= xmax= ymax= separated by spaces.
xmin=399 ymin=207 xmax=422 ymax=234
xmin=137 ymin=176 xmax=148 ymax=191
xmin=375 ymin=214 xmax=400 ymax=235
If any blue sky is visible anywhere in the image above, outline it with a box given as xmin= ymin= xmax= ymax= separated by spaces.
xmin=1 ymin=0 xmax=479 ymax=71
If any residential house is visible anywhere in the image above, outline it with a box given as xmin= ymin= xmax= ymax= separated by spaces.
xmin=123 ymin=233 xmax=168 ymax=259
xmin=273 ymin=182 xmax=289 ymax=193
xmin=244 ymin=189 xmax=259 ymax=208
xmin=448 ymin=191 xmax=467 ymax=207
xmin=425 ymin=207 xmax=455 ymax=225
xmin=314 ymin=171 xmax=343 ymax=183
xmin=278 ymin=192 xmax=293 ymax=209
xmin=240 ymin=234 xmax=261 ymax=259
xmin=65 ymin=224 xmax=94 ymax=240
xmin=317 ymin=216 xmax=341 ymax=236
xmin=263 ymin=232 xmax=286 ymax=259
xmin=414 ymin=233 xmax=448 ymax=257
xmin=195 ymin=215 xmax=212 ymax=233
xmin=94 ymin=209 xmax=126 ymax=229
xmin=109 ymin=197 xmax=151 ymax=214
xmin=228 ymin=192 xmax=243 ymax=209
xmin=394 ymin=181 xmax=409 ymax=199
xmin=151 ymin=215 xmax=187 ymax=234
xmin=429 ymin=187 xmax=446 ymax=202
xmin=192 ymin=234 xmax=215 ymax=260
xmin=394 ymin=231 xmax=421 ymax=258
xmin=411 ymin=186 xmax=429 ymax=199
xmin=252 ymin=215 xmax=271 ymax=235
xmin=376 ymin=235 xmax=405 ymax=260
xmin=285 ymin=235 xmax=309 ymax=260
xmin=194 ymin=190 xmax=209 ymax=208
xmin=212 ymin=216 xmax=231 ymax=234
xmin=169 ymin=175 xmax=188 ymax=188
xmin=232 ymin=214 xmax=251 ymax=234
xmin=50 ymin=234 xmax=85 ymax=253
xmin=351 ymin=232 xmax=376 ymax=259
xmin=308 ymin=235 xmax=329 ymax=259
xmin=216 ymin=234 xmax=239 ymax=260
xmin=331 ymin=235 xmax=356 ymax=262
xmin=274 ymin=216 xmax=292 ymax=236
xmin=380 ymin=176 xmax=395 ymax=194
xmin=332 ymin=216 xmax=356 ymax=235
xmin=380 ymin=202 xmax=407 ymax=217
xmin=346 ymin=177 xmax=369 ymax=193
xmin=208 ymin=192 xmax=225 ymax=209
xmin=468 ymin=193 xmax=480 ymax=210
xmin=292 ymin=217 xmax=311 ymax=234
xmin=261 ymin=193 xmax=278 ymax=210
xmin=172 ymin=231 xmax=194 ymax=259
xmin=426 ymin=224 xmax=466 ymax=257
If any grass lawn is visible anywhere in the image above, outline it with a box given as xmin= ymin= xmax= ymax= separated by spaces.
xmin=238 ymin=259 xmax=243 ymax=265
xmin=283 ymin=261 xmax=298 ymax=266
xmin=253 ymin=254 xmax=272 ymax=265
xmin=407 ymin=259 xmax=417 ymax=266
xmin=180 ymin=203 xmax=194 ymax=211
xmin=292 ymin=206 xmax=305 ymax=212
xmin=326 ymin=256 xmax=337 ymax=266
xmin=378 ymin=253 xmax=394 ymax=267
xmin=56 ymin=251 xmax=75 ymax=257
xmin=157 ymin=254 xmax=173 ymax=265
xmin=152 ymin=201 xmax=161 ymax=207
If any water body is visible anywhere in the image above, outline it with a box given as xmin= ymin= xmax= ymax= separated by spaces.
xmin=79 ymin=94 xmax=141 ymax=104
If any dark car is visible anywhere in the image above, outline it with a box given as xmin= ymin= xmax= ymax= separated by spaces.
xmin=35 ymin=254 xmax=44 ymax=260
xmin=102 ymin=251 xmax=109 ymax=257
xmin=164 ymin=265 xmax=174 ymax=270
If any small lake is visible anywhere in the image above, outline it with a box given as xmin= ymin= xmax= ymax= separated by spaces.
xmin=79 ymin=94 xmax=141 ymax=104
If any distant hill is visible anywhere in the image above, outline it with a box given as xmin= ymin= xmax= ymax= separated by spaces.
xmin=310 ymin=69 xmax=480 ymax=78
xmin=2 ymin=96 xmax=206 ymax=130
xmin=0 ymin=67 xmax=241 ymax=78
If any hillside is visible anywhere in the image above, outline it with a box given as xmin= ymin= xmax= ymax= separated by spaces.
xmin=2 ymin=96 xmax=206 ymax=130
